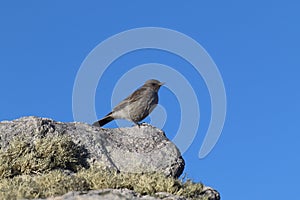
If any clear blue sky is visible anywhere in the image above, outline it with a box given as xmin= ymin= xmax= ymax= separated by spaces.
xmin=1 ymin=1 xmax=299 ymax=199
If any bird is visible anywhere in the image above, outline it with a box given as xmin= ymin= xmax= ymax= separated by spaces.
xmin=93 ymin=79 xmax=164 ymax=127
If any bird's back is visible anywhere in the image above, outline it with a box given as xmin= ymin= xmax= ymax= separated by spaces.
xmin=112 ymin=86 xmax=158 ymax=123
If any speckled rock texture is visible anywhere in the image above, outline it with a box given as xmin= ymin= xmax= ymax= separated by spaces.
xmin=0 ymin=116 xmax=184 ymax=178
xmin=37 ymin=187 xmax=220 ymax=200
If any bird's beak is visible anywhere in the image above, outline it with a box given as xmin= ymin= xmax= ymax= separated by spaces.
xmin=159 ymin=82 xmax=165 ymax=86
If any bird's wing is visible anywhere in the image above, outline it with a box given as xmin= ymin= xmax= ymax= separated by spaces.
xmin=112 ymin=87 xmax=147 ymax=112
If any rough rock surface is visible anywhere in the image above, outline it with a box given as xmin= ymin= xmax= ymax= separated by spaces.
xmin=37 ymin=187 xmax=220 ymax=200
xmin=0 ymin=116 xmax=184 ymax=177
xmin=38 ymin=188 xmax=180 ymax=200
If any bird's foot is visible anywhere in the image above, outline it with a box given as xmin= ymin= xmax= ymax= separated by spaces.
xmin=133 ymin=122 xmax=144 ymax=128
xmin=132 ymin=122 xmax=147 ymax=128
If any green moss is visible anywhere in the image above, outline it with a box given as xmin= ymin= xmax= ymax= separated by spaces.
xmin=77 ymin=168 xmax=204 ymax=197
xmin=0 ymin=135 xmax=88 ymax=178
xmin=0 ymin=135 xmax=207 ymax=199
xmin=0 ymin=170 xmax=89 ymax=199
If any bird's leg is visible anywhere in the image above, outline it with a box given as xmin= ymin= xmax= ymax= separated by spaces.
xmin=134 ymin=122 xmax=141 ymax=128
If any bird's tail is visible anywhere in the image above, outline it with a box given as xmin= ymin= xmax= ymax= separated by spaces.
xmin=92 ymin=112 xmax=114 ymax=127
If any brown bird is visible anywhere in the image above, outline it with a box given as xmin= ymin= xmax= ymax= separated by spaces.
xmin=93 ymin=79 xmax=164 ymax=127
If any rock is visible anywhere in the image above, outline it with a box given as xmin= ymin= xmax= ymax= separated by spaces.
xmin=0 ymin=116 xmax=184 ymax=178
xmin=38 ymin=189 xmax=184 ymax=200
xmin=200 ymin=186 xmax=221 ymax=200
xmin=37 ymin=188 xmax=220 ymax=200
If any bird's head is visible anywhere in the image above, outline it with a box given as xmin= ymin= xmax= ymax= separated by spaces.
xmin=144 ymin=79 xmax=165 ymax=91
